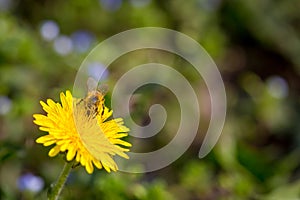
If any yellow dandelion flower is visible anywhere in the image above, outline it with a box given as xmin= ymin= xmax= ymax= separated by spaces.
xmin=33 ymin=90 xmax=131 ymax=174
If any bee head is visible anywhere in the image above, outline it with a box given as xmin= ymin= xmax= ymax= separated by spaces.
xmin=90 ymin=95 xmax=99 ymax=104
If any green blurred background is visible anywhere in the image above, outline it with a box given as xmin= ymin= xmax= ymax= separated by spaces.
xmin=1 ymin=0 xmax=300 ymax=199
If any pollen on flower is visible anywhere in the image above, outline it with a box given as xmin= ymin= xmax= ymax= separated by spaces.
xmin=33 ymin=90 xmax=131 ymax=174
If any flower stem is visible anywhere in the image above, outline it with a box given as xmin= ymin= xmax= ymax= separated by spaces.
xmin=48 ymin=161 xmax=73 ymax=200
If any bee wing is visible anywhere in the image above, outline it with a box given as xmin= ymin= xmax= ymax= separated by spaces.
xmin=87 ymin=77 xmax=98 ymax=92
xmin=87 ymin=77 xmax=108 ymax=95
xmin=98 ymin=84 xmax=108 ymax=95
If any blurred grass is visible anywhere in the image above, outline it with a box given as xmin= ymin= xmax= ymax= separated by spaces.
xmin=1 ymin=0 xmax=300 ymax=199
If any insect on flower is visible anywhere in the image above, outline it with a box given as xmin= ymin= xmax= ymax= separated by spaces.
xmin=77 ymin=77 xmax=108 ymax=118
xmin=33 ymin=77 xmax=131 ymax=174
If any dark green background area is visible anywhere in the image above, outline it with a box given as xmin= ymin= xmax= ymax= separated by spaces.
xmin=1 ymin=0 xmax=300 ymax=199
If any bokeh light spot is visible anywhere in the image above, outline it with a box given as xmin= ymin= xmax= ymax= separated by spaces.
xmin=40 ymin=20 xmax=60 ymax=41
xmin=0 ymin=96 xmax=12 ymax=115
xmin=18 ymin=173 xmax=44 ymax=193
xmin=87 ymin=62 xmax=109 ymax=81
xmin=71 ymin=30 xmax=95 ymax=53
xmin=53 ymin=35 xmax=73 ymax=55
xmin=266 ymin=76 xmax=289 ymax=99
xmin=99 ymin=0 xmax=122 ymax=11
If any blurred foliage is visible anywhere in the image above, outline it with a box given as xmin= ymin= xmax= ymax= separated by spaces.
xmin=1 ymin=0 xmax=300 ymax=199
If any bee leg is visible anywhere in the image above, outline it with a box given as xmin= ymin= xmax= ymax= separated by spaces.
xmin=86 ymin=110 xmax=91 ymax=116
xmin=101 ymin=104 xmax=105 ymax=116
xmin=76 ymin=98 xmax=84 ymax=105
xmin=93 ymin=107 xmax=98 ymax=118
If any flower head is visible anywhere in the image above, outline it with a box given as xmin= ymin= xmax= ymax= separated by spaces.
xmin=33 ymin=90 xmax=131 ymax=174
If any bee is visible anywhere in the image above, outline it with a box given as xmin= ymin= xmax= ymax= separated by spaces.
xmin=77 ymin=77 xmax=108 ymax=118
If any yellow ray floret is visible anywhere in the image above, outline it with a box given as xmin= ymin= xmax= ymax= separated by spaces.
xmin=33 ymin=90 xmax=131 ymax=174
